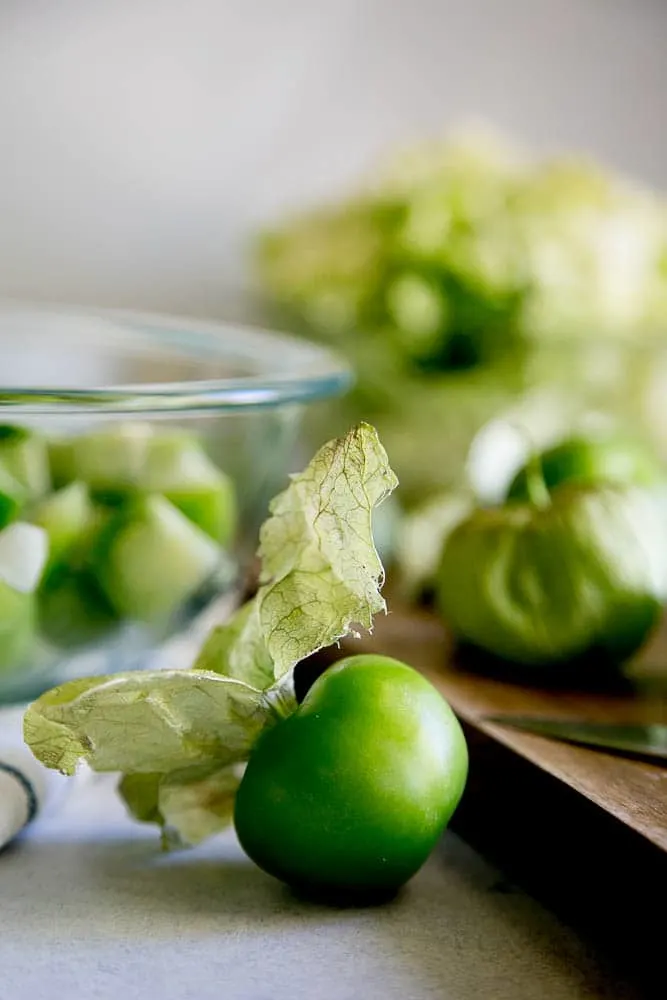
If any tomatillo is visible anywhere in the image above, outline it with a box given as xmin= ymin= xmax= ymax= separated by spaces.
xmin=506 ymin=432 xmax=663 ymax=502
xmin=233 ymin=654 xmax=468 ymax=899
xmin=437 ymin=483 xmax=667 ymax=668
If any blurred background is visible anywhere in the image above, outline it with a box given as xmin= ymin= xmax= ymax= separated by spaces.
xmin=1 ymin=1 xmax=666 ymax=956
xmin=0 ymin=0 xmax=666 ymax=742
xmin=0 ymin=0 xmax=666 ymax=315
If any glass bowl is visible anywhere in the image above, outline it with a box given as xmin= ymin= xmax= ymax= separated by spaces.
xmin=0 ymin=301 xmax=351 ymax=704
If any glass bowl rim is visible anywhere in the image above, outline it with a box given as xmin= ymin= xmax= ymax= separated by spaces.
xmin=0 ymin=299 xmax=354 ymax=415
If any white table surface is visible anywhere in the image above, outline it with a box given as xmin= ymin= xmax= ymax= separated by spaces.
xmin=0 ymin=773 xmax=640 ymax=1000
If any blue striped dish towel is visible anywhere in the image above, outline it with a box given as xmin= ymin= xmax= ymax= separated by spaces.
xmin=0 ymin=705 xmax=71 ymax=850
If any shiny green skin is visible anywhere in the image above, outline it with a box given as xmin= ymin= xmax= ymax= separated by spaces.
xmin=234 ymin=654 xmax=468 ymax=897
xmin=507 ymin=434 xmax=663 ymax=502
xmin=437 ymin=484 xmax=667 ymax=667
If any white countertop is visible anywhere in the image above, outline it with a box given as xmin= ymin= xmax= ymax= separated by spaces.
xmin=0 ymin=773 xmax=638 ymax=1000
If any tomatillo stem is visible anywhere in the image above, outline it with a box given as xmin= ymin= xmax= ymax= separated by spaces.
xmin=264 ymin=675 xmax=299 ymax=720
xmin=524 ymin=450 xmax=551 ymax=509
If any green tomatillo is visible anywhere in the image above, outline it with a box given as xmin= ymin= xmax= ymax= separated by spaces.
xmin=506 ymin=432 xmax=664 ymax=502
xmin=437 ymin=482 xmax=667 ymax=668
xmin=233 ymin=654 xmax=468 ymax=900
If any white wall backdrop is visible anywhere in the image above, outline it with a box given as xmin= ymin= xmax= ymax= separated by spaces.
xmin=0 ymin=0 xmax=665 ymax=317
